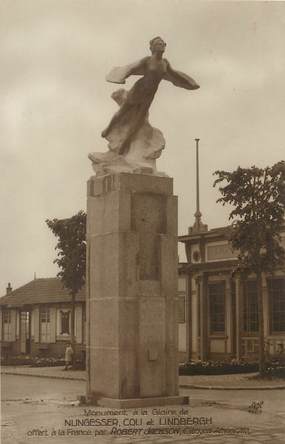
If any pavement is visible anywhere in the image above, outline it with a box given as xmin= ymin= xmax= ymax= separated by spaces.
xmin=1 ymin=373 xmax=285 ymax=444
xmin=2 ymin=365 xmax=285 ymax=389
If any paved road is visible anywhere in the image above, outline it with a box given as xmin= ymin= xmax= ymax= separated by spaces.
xmin=1 ymin=375 xmax=285 ymax=444
xmin=4 ymin=366 xmax=285 ymax=388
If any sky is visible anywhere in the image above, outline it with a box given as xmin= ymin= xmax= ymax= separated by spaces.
xmin=0 ymin=0 xmax=285 ymax=291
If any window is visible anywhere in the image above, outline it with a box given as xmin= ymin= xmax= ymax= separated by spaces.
xmin=243 ymin=281 xmax=258 ymax=334
xmin=3 ymin=310 xmax=12 ymax=341
xmin=177 ymin=296 xmax=186 ymax=323
xmin=20 ymin=311 xmax=30 ymax=339
xmin=209 ymin=282 xmax=225 ymax=334
xmin=40 ymin=309 xmax=50 ymax=323
xmin=268 ymin=278 xmax=285 ymax=333
xmin=3 ymin=310 xmax=11 ymax=323
xmin=60 ymin=311 xmax=70 ymax=334
xmin=178 ymin=277 xmax=186 ymax=292
xmin=198 ymin=289 xmax=201 ymax=337
xmin=83 ymin=305 xmax=86 ymax=344
xmin=178 ymin=278 xmax=186 ymax=324
xmin=40 ymin=308 xmax=51 ymax=343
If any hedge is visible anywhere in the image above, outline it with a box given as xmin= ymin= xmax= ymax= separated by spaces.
xmin=179 ymin=360 xmax=258 ymax=375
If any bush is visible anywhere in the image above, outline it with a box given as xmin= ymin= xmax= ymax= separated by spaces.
xmin=1 ymin=355 xmax=34 ymax=366
xmin=179 ymin=360 xmax=258 ymax=375
xmin=31 ymin=357 xmax=65 ymax=367
xmin=31 ymin=356 xmax=85 ymax=369
xmin=262 ymin=361 xmax=285 ymax=379
xmin=1 ymin=354 xmax=86 ymax=369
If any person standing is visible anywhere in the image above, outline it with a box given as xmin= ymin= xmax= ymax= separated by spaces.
xmin=64 ymin=343 xmax=74 ymax=370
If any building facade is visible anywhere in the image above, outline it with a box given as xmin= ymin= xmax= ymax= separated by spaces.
xmin=0 ymin=278 xmax=86 ymax=360
xmin=0 ymin=276 xmax=187 ymax=362
xmin=178 ymin=223 xmax=285 ymax=362
xmin=1 ymin=230 xmax=284 ymax=365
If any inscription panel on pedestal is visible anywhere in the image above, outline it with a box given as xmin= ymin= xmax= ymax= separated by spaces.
xmin=131 ymin=193 xmax=166 ymax=280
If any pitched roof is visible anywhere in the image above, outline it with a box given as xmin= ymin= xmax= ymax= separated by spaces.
xmin=0 ymin=278 xmax=85 ymax=307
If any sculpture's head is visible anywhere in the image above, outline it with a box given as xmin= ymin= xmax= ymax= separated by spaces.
xmin=149 ymin=36 xmax=166 ymax=54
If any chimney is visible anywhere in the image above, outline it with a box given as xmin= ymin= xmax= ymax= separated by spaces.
xmin=6 ymin=282 xmax=12 ymax=295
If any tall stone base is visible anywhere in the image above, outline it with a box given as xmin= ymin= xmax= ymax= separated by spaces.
xmin=86 ymin=173 xmax=187 ymax=406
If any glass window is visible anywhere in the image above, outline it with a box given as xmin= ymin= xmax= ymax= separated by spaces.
xmin=178 ymin=277 xmax=186 ymax=292
xmin=3 ymin=310 xmax=12 ymax=341
xmin=40 ymin=308 xmax=51 ymax=343
xmin=40 ymin=309 xmax=50 ymax=323
xmin=268 ymin=278 xmax=285 ymax=333
xmin=209 ymin=282 xmax=225 ymax=334
xmin=243 ymin=281 xmax=259 ymax=334
xmin=20 ymin=311 xmax=30 ymax=341
xmin=3 ymin=310 xmax=11 ymax=324
xmin=60 ymin=310 xmax=70 ymax=334
xmin=177 ymin=296 xmax=186 ymax=323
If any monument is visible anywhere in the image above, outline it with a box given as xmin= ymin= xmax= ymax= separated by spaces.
xmin=86 ymin=37 xmax=199 ymax=407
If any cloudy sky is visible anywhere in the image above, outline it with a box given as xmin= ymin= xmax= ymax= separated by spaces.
xmin=1 ymin=0 xmax=284 ymax=291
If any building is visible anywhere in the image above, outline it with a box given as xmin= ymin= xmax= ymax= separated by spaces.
xmin=1 ymin=234 xmax=284 ymax=364
xmin=178 ymin=220 xmax=285 ymax=363
xmin=176 ymin=139 xmax=285 ymax=363
xmin=0 ymin=275 xmax=187 ymax=362
xmin=0 ymin=278 xmax=85 ymax=360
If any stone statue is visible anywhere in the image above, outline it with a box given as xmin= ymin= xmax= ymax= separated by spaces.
xmin=89 ymin=37 xmax=199 ymax=176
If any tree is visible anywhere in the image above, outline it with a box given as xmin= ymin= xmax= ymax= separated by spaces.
xmin=214 ymin=162 xmax=285 ymax=374
xmin=46 ymin=211 xmax=86 ymax=347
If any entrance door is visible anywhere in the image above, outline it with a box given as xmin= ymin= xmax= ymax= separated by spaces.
xmin=20 ymin=311 xmax=31 ymax=354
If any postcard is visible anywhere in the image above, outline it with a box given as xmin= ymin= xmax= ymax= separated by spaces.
xmin=1 ymin=1 xmax=285 ymax=443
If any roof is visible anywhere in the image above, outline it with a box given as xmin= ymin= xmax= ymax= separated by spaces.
xmin=179 ymin=223 xmax=285 ymax=243
xmin=179 ymin=225 xmax=231 ymax=243
xmin=0 ymin=278 xmax=85 ymax=307
xmin=180 ymin=259 xmax=238 ymax=274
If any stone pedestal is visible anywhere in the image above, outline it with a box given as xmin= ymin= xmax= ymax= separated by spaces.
xmin=86 ymin=173 xmax=188 ymax=407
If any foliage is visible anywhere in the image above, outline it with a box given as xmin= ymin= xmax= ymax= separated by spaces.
xmin=262 ymin=364 xmax=285 ymax=379
xmin=179 ymin=359 xmax=285 ymax=377
xmin=46 ymin=211 xmax=87 ymax=296
xmin=179 ymin=360 xmax=258 ymax=375
xmin=46 ymin=210 xmax=86 ymax=347
xmin=213 ymin=161 xmax=285 ymax=375
xmin=213 ymin=162 xmax=285 ymax=274
xmin=32 ymin=357 xmax=65 ymax=367
xmin=0 ymin=354 xmax=34 ymax=366
xmin=32 ymin=356 xmax=85 ymax=369
xmin=0 ymin=355 xmax=85 ymax=369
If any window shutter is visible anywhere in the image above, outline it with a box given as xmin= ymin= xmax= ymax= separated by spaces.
xmin=34 ymin=307 xmax=40 ymax=343
xmin=31 ymin=310 xmax=34 ymax=337
xmin=49 ymin=307 xmax=56 ymax=343
xmin=10 ymin=309 xmax=16 ymax=341
xmin=0 ymin=309 xmax=2 ymax=341
xmin=75 ymin=305 xmax=82 ymax=344
xmin=16 ymin=311 xmax=20 ymax=339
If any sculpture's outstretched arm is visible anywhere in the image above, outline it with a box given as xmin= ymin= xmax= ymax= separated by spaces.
xmin=163 ymin=60 xmax=200 ymax=90
xmin=106 ymin=57 xmax=149 ymax=84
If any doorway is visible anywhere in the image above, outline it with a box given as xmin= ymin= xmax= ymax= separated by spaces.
xmin=20 ymin=311 xmax=31 ymax=354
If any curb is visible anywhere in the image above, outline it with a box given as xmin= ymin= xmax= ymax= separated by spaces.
xmin=180 ymin=384 xmax=285 ymax=390
xmin=1 ymin=371 xmax=85 ymax=381
xmin=3 ymin=371 xmax=285 ymax=390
